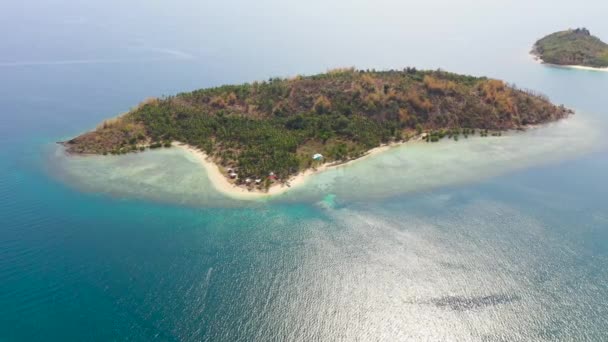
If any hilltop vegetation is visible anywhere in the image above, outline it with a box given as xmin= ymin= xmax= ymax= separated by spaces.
xmin=532 ymin=28 xmax=608 ymax=68
xmin=65 ymin=68 xmax=571 ymax=184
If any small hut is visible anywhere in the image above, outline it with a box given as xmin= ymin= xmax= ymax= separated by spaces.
xmin=229 ymin=171 xmax=238 ymax=179
xmin=312 ymin=153 xmax=323 ymax=161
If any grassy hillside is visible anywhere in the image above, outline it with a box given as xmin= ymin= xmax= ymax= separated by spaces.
xmin=65 ymin=68 xmax=571 ymax=184
xmin=533 ymin=28 xmax=608 ymax=68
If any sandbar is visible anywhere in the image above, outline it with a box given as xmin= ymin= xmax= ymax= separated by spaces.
xmin=173 ymin=140 xmax=418 ymax=200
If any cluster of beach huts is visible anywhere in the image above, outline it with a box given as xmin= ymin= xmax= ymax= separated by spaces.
xmin=226 ymin=153 xmax=323 ymax=188
xmin=226 ymin=168 xmax=276 ymax=188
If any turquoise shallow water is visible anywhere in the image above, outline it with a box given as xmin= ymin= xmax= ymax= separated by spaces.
xmin=2 ymin=0 xmax=608 ymax=340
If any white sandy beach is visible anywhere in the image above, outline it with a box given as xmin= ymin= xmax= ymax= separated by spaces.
xmin=173 ymin=141 xmax=410 ymax=200
xmin=531 ymin=53 xmax=608 ymax=72
xmin=559 ymin=64 xmax=608 ymax=72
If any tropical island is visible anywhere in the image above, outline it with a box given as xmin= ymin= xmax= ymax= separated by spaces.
xmin=63 ymin=68 xmax=572 ymax=193
xmin=532 ymin=28 xmax=608 ymax=69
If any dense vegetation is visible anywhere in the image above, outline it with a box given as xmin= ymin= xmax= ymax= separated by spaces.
xmin=65 ymin=68 xmax=571 ymax=185
xmin=532 ymin=28 xmax=608 ymax=68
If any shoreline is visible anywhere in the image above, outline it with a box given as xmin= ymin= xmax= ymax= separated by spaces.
xmin=173 ymin=139 xmax=419 ymax=200
xmin=58 ymin=122 xmax=566 ymax=202
xmin=530 ymin=53 xmax=608 ymax=72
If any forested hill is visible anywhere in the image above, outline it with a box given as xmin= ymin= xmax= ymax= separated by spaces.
xmin=532 ymin=28 xmax=608 ymax=68
xmin=65 ymin=68 xmax=571 ymax=184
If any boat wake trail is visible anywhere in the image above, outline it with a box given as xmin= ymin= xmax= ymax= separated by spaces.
xmin=0 ymin=47 xmax=195 ymax=68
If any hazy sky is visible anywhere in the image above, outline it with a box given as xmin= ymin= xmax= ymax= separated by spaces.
xmin=2 ymin=0 xmax=606 ymax=60
xmin=0 ymin=0 xmax=607 ymax=92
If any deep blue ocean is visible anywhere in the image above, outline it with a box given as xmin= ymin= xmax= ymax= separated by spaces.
xmin=1 ymin=0 xmax=608 ymax=340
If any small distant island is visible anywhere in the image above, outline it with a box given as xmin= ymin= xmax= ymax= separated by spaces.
xmin=63 ymin=68 xmax=571 ymax=193
xmin=532 ymin=28 xmax=608 ymax=69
